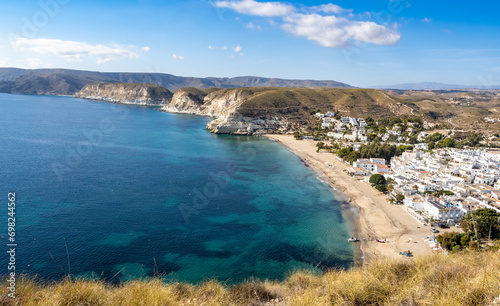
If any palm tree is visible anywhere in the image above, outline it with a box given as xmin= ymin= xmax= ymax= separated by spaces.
xmin=316 ymin=142 xmax=325 ymax=153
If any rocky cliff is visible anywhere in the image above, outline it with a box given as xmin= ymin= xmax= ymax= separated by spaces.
xmin=160 ymin=88 xmax=294 ymax=135
xmin=76 ymin=84 xmax=418 ymax=135
xmin=161 ymin=87 xmax=209 ymax=114
xmin=75 ymin=83 xmax=173 ymax=105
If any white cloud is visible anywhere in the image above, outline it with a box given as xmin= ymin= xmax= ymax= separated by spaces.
xmin=172 ymin=54 xmax=184 ymax=60
xmin=142 ymin=46 xmax=151 ymax=52
xmin=11 ymin=38 xmax=140 ymax=64
xmin=25 ymin=58 xmax=46 ymax=69
xmin=233 ymin=45 xmax=243 ymax=53
xmin=310 ymin=4 xmax=350 ymax=14
xmin=422 ymin=18 xmax=432 ymax=23
xmin=282 ymin=13 xmax=400 ymax=48
xmin=223 ymin=45 xmax=228 ymax=50
xmin=214 ymin=0 xmax=294 ymax=17
xmin=213 ymin=1 xmax=401 ymax=48
xmin=208 ymin=45 xmax=216 ymax=50
xmin=246 ymin=22 xmax=262 ymax=30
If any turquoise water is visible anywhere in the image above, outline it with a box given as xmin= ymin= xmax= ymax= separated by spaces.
xmin=0 ymin=93 xmax=353 ymax=283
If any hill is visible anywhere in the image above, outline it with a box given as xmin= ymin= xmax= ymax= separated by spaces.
xmin=0 ymin=68 xmax=353 ymax=95
xmin=3 ymin=252 xmax=500 ymax=305
xmin=373 ymin=82 xmax=500 ymax=90
xmin=157 ymin=87 xmax=417 ymax=135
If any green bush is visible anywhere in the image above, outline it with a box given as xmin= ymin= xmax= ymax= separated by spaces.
xmin=369 ymin=174 xmax=386 ymax=186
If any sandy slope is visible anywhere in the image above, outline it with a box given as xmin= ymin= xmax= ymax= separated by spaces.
xmin=265 ymin=135 xmax=437 ymax=264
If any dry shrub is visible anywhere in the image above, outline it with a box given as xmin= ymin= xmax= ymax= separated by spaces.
xmin=229 ymin=280 xmax=278 ymax=305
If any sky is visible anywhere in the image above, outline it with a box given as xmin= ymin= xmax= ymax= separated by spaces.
xmin=0 ymin=0 xmax=499 ymax=87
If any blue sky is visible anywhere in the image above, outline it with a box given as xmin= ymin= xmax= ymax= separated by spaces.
xmin=0 ymin=0 xmax=499 ymax=87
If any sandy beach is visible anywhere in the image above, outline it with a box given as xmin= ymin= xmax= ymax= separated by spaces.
xmin=265 ymin=135 xmax=436 ymax=264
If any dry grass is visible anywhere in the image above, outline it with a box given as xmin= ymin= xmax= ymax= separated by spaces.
xmin=2 ymin=252 xmax=500 ymax=305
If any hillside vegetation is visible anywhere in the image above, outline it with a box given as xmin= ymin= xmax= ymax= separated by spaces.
xmin=3 ymin=252 xmax=500 ymax=305
xmin=388 ymin=89 xmax=500 ymax=133
xmin=231 ymin=87 xmax=417 ymax=129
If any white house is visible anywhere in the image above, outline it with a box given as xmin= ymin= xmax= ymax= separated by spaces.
xmin=321 ymin=122 xmax=333 ymax=129
xmin=424 ymin=199 xmax=465 ymax=224
xmin=376 ymin=164 xmax=389 ymax=174
xmin=347 ymin=167 xmax=370 ymax=176
xmin=370 ymin=158 xmax=386 ymax=165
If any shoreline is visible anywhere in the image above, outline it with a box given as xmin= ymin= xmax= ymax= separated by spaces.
xmin=273 ymin=139 xmax=367 ymax=265
xmin=265 ymin=134 xmax=435 ymax=264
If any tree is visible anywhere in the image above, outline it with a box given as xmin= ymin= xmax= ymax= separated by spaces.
xmin=389 ymin=117 xmax=402 ymax=127
xmin=437 ymin=190 xmax=454 ymax=196
xmin=395 ymin=193 xmax=405 ymax=203
xmin=376 ymin=185 xmax=388 ymax=193
xmin=425 ymin=132 xmax=444 ymax=143
xmin=435 ymin=137 xmax=455 ymax=149
xmin=369 ymin=174 xmax=386 ymax=186
xmin=460 ymin=209 xmax=500 ymax=240
xmin=408 ymin=136 xmax=418 ymax=144
xmin=316 ymin=142 xmax=325 ymax=153
xmin=437 ymin=232 xmax=462 ymax=251
xmin=377 ymin=118 xmax=389 ymax=127
xmin=474 ymin=209 xmax=500 ymax=239
xmin=460 ymin=234 xmax=470 ymax=247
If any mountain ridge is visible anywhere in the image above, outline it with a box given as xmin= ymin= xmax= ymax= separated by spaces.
xmin=0 ymin=67 xmax=353 ymax=95
xmin=372 ymin=81 xmax=500 ymax=90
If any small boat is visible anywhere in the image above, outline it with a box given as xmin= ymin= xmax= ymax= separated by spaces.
xmin=399 ymin=251 xmax=413 ymax=257
xmin=376 ymin=239 xmax=385 ymax=243
xmin=347 ymin=237 xmax=359 ymax=242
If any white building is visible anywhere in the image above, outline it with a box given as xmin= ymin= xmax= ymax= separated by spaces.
xmin=321 ymin=122 xmax=333 ymax=129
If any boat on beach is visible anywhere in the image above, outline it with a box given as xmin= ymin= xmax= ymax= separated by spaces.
xmin=347 ymin=237 xmax=359 ymax=242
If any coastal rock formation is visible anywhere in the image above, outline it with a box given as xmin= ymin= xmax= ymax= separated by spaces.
xmin=77 ymin=84 xmax=420 ymax=136
xmin=161 ymin=87 xmax=209 ymax=114
xmin=75 ymin=83 xmax=173 ymax=105
xmin=160 ymin=87 xmax=420 ymax=135
xmin=162 ymin=88 xmax=312 ymax=135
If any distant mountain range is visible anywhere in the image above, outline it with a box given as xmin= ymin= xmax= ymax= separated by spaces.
xmin=372 ymin=82 xmax=500 ymax=90
xmin=0 ymin=68 xmax=353 ymax=96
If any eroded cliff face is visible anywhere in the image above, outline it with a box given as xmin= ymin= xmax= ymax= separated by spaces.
xmin=162 ymin=88 xmax=294 ymax=135
xmin=161 ymin=88 xmax=207 ymax=115
xmin=75 ymin=83 xmax=173 ymax=105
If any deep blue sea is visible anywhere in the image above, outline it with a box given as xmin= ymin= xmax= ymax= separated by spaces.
xmin=0 ymin=93 xmax=354 ymax=283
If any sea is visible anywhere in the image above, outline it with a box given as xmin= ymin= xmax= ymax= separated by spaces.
xmin=0 ymin=93 xmax=354 ymax=283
